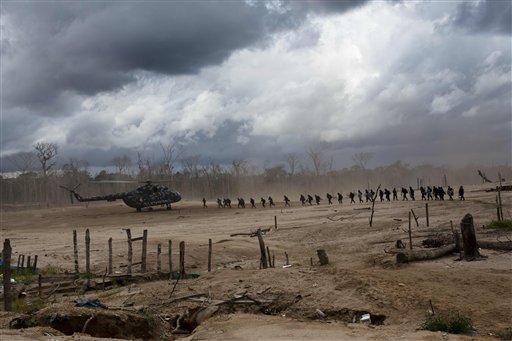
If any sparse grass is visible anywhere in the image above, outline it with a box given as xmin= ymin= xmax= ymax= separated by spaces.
xmin=487 ymin=220 xmax=512 ymax=231
xmin=39 ymin=264 xmax=65 ymax=275
xmin=12 ymin=297 xmax=47 ymax=314
xmin=423 ymin=310 xmax=473 ymax=335
xmin=13 ymin=268 xmax=36 ymax=284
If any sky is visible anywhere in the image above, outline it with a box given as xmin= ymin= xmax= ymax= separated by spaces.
xmin=1 ymin=0 xmax=511 ymax=172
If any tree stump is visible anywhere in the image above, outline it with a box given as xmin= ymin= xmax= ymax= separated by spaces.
xmin=460 ymin=213 xmax=479 ymax=260
xmin=317 ymin=249 xmax=329 ymax=265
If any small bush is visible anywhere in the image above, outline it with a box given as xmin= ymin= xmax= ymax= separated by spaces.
xmin=423 ymin=310 xmax=473 ymax=334
xmin=487 ymin=220 xmax=512 ymax=231
xmin=40 ymin=264 xmax=64 ymax=275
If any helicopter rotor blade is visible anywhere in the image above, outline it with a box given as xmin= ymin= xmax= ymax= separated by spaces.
xmin=89 ymin=180 xmax=137 ymax=184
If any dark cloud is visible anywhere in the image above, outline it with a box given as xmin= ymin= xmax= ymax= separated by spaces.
xmin=2 ymin=1 xmax=366 ymax=115
xmin=449 ymin=0 xmax=511 ymax=35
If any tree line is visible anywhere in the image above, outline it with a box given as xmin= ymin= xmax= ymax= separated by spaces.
xmin=1 ymin=142 xmax=510 ymax=208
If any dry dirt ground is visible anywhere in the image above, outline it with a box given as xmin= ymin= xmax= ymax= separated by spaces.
xmin=0 ymin=183 xmax=511 ymax=340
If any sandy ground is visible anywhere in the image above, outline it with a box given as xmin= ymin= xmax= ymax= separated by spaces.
xmin=0 ymin=183 xmax=511 ymax=340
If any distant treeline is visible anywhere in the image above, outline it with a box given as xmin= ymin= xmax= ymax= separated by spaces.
xmin=1 ymin=161 xmax=510 ymax=208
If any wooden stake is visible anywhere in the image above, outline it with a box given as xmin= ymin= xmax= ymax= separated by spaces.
xmin=410 ymin=209 xmax=419 ymax=227
xmin=266 ymin=246 xmax=272 ymax=268
xmin=38 ymin=274 xmax=42 ymax=298
xmin=126 ymin=229 xmax=132 ymax=275
xmin=157 ymin=244 xmax=162 ymax=273
xmin=26 ymin=255 xmax=31 ymax=269
xmin=108 ymin=238 xmax=113 ymax=275
xmin=168 ymin=240 xmax=173 ymax=278
xmin=32 ymin=255 xmax=38 ymax=271
xmin=2 ymin=239 xmax=12 ymax=311
xmin=73 ymin=229 xmax=79 ymax=274
xmin=141 ymin=229 xmax=148 ymax=273
xmin=408 ymin=211 xmax=413 ymax=250
xmin=20 ymin=255 xmax=25 ymax=269
xmin=85 ymin=229 xmax=91 ymax=275
xmin=369 ymin=184 xmax=381 ymax=227
xmin=285 ymin=252 xmax=289 ymax=266
xmin=179 ymin=241 xmax=185 ymax=279
xmin=274 ymin=216 xmax=278 ymax=230
xmin=208 ymin=239 xmax=212 ymax=272
xmin=16 ymin=255 xmax=21 ymax=272
xmin=272 ymin=254 xmax=275 ymax=268
xmin=425 ymin=203 xmax=429 ymax=227
xmin=256 ymin=229 xmax=268 ymax=269
xmin=498 ymin=172 xmax=504 ymax=221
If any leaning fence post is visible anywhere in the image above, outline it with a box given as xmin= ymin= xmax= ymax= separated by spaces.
xmin=408 ymin=211 xmax=413 ymax=250
xmin=108 ymin=238 xmax=113 ymax=275
xmin=126 ymin=229 xmax=132 ymax=275
xmin=141 ymin=229 xmax=148 ymax=273
xmin=85 ymin=229 xmax=91 ymax=275
xmin=256 ymin=229 xmax=268 ymax=269
xmin=208 ymin=239 xmax=212 ymax=272
xmin=73 ymin=229 xmax=79 ymax=274
xmin=3 ymin=239 xmax=12 ymax=311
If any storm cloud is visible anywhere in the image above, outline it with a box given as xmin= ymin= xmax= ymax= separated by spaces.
xmin=1 ymin=0 xmax=510 ymax=171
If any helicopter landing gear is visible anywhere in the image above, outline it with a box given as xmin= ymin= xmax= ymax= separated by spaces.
xmin=166 ymin=204 xmax=172 ymax=210
xmin=148 ymin=207 xmax=154 ymax=212
xmin=136 ymin=207 xmax=141 ymax=212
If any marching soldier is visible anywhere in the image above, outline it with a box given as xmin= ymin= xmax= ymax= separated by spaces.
xmin=300 ymin=194 xmax=306 ymax=206
xmin=260 ymin=197 xmax=266 ymax=208
xmin=268 ymin=196 xmax=275 ymax=207
xmin=284 ymin=195 xmax=291 ymax=207
xmin=337 ymin=192 xmax=343 ymax=204
xmin=250 ymin=198 xmax=256 ymax=208
xmin=326 ymin=193 xmax=333 ymax=205
xmin=202 ymin=197 xmax=207 ymax=208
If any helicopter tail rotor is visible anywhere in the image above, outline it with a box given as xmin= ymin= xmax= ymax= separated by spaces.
xmin=59 ymin=184 xmax=81 ymax=204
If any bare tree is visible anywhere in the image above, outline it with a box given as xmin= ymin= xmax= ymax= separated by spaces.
xmin=159 ymin=143 xmax=184 ymax=177
xmin=285 ymin=153 xmax=300 ymax=176
xmin=112 ymin=155 xmax=132 ymax=175
xmin=33 ymin=142 xmax=58 ymax=177
xmin=306 ymin=147 xmax=325 ymax=176
xmin=232 ymin=159 xmax=248 ymax=177
xmin=352 ymin=151 xmax=373 ymax=170
xmin=182 ymin=154 xmax=201 ymax=179
xmin=7 ymin=151 xmax=37 ymax=174
xmin=137 ymin=152 xmax=153 ymax=180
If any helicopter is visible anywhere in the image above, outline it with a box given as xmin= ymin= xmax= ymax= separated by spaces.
xmin=60 ymin=180 xmax=181 ymax=212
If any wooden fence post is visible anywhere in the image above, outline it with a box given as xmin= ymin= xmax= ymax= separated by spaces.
xmin=425 ymin=203 xmax=429 ymax=227
xmin=168 ymin=240 xmax=172 ymax=278
xmin=27 ymin=255 xmax=31 ymax=270
xmin=157 ymin=244 xmax=162 ymax=273
xmin=408 ymin=211 xmax=413 ymax=250
xmin=20 ymin=255 xmax=25 ymax=270
xmin=141 ymin=229 xmax=148 ymax=273
xmin=38 ymin=274 xmax=42 ymax=298
xmin=274 ymin=216 xmax=278 ymax=230
xmin=108 ymin=238 xmax=113 ymax=275
xmin=126 ymin=229 xmax=132 ymax=275
xmin=85 ymin=229 xmax=91 ymax=275
xmin=32 ymin=255 xmax=38 ymax=272
xmin=73 ymin=229 xmax=79 ymax=274
xmin=3 ymin=239 xmax=12 ymax=311
xmin=256 ymin=229 xmax=268 ymax=269
xmin=179 ymin=241 xmax=185 ymax=279
xmin=410 ymin=209 xmax=419 ymax=227
xmin=208 ymin=239 xmax=212 ymax=273
xmin=285 ymin=252 xmax=289 ymax=266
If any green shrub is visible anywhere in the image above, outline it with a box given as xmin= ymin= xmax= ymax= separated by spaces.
xmin=423 ymin=310 xmax=473 ymax=334
xmin=487 ymin=220 xmax=512 ymax=231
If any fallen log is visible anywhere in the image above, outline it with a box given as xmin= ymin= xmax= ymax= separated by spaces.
xmin=478 ymin=241 xmax=512 ymax=250
xmin=396 ymin=244 xmax=456 ymax=264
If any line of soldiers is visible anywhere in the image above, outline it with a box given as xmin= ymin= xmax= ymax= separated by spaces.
xmin=202 ymin=185 xmax=465 ymax=208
